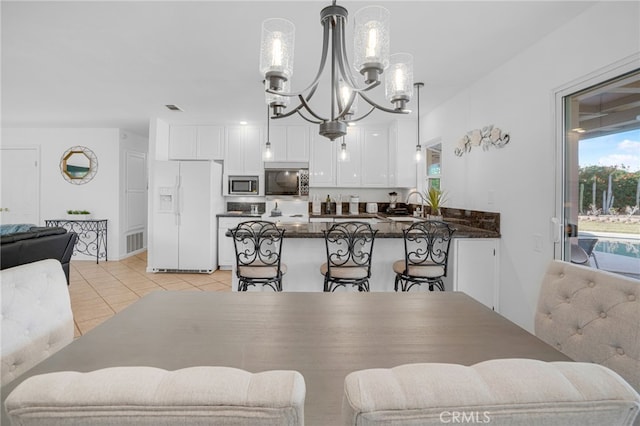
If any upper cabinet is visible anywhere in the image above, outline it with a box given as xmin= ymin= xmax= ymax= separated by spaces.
xmin=225 ymin=126 xmax=263 ymax=175
xmin=388 ymin=120 xmax=417 ymax=188
xmin=309 ymin=133 xmax=336 ymax=187
xmin=169 ymin=125 xmax=224 ymax=160
xmin=337 ymin=127 xmax=361 ymax=187
xmin=267 ymin=126 xmax=310 ymax=163
xmin=361 ymin=127 xmax=389 ymax=187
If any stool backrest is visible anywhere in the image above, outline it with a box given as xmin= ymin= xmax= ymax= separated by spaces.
xmin=323 ymin=222 xmax=377 ymax=277
xmin=401 ymin=220 xmax=454 ymax=275
xmin=230 ymin=221 xmax=285 ymax=270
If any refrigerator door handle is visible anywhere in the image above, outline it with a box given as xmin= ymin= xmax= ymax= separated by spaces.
xmin=175 ymin=176 xmax=181 ymax=226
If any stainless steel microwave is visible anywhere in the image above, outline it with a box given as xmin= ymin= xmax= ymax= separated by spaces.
xmin=228 ymin=176 xmax=259 ymax=195
xmin=264 ymin=167 xmax=309 ymax=197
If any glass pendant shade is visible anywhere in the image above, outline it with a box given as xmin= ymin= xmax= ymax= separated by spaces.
xmin=415 ymin=145 xmax=422 ymax=162
xmin=264 ymin=141 xmax=273 ymax=160
xmin=338 ymin=141 xmax=351 ymax=162
xmin=385 ymin=53 xmax=413 ymax=110
xmin=260 ymin=18 xmax=295 ymax=90
xmin=338 ymin=79 xmax=358 ymax=116
xmin=353 ymin=6 xmax=390 ymax=83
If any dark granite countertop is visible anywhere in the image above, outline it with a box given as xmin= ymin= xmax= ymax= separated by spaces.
xmin=217 ymin=212 xmax=263 ymax=218
xmin=225 ymin=219 xmax=499 ymax=239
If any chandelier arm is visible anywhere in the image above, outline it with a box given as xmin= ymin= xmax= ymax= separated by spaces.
xmin=265 ymin=19 xmax=331 ymax=99
xmin=360 ymin=91 xmax=410 ymax=114
xmin=346 ymin=105 xmax=376 ymax=123
xmin=332 ymin=16 xmax=358 ymax=119
xmin=295 ymin=110 xmax=322 ymax=125
xmin=270 ymin=79 xmax=321 ymax=120
xmin=298 ymin=94 xmax=329 ymax=122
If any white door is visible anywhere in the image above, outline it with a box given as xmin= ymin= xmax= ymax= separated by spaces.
xmin=0 ymin=147 xmax=40 ymax=225
xmin=178 ymin=161 xmax=213 ymax=270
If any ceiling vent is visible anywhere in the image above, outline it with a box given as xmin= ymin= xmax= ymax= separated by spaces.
xmin=165 ymin=104 xmax=183 ymax=111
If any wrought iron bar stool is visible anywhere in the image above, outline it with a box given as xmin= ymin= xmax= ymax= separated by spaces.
xmin=393 ymin=220 xmax=455 ymax=292
xmin=321 ymin=221 xmax=378 ymax=292
xmin=230 ymin=221 xmax=286 ymax=291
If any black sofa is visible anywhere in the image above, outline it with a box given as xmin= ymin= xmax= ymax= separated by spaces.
xmin=0 ymin=227 xmax=77 ymax=284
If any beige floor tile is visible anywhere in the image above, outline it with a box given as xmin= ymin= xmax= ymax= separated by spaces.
xmin=94 ymin=285 xmax=132 ymax=297
xmin=148 ymin=274 xmax=188 ymax=285
xmin=73 ymin=303 xmax=114 ymax=323
xmin=182 ymin=275 xmax=217 ymax=285
xmin=123 ymin=279 xmax=159 ymax=291
xmin=160 ymin=282 xmax=198 ymax=291
xmin=73 ymin=322 xmax=81 ymax=338
xmin=76 ymin=314 xmax=114 ymax=335
xmin=101 ymin=291 xmax=139 ymax=305
xmin=134 ymin=287 xmax=164 ymax=297
xmin=199 ymin=282 xmax=231 ymax=292
xmin=109 ymin=300 xmax=139 ymax=313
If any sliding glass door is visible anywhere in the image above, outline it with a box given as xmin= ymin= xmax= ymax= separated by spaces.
xmin=561 ymin=69 xmax=640 ymax=279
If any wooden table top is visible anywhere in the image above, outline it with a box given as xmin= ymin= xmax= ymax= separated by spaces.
xmin=1 ymin=291 xmax=569 ymax=425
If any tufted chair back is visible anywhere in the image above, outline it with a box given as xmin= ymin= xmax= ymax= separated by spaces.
xmin=535 ymin=260 xmax=640 ymax=392
xmin=1 ymin=259 xmax=74 ymax=385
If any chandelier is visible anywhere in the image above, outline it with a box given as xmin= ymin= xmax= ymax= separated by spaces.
xmin=260 ymin=1 xmax=414 ymax=140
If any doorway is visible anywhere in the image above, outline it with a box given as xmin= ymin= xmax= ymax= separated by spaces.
xmin=561 ymin=69 xmax=640 ymax=279
xmin=0 ymin=147 xmax=40 ymax=225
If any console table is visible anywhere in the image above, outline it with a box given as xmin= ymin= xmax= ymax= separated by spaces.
xmin=45 ymin=219 xmax=107 ymax=263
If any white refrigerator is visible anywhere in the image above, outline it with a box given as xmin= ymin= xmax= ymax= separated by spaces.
xmin=151 ymin=161 xmax=223 ymax=272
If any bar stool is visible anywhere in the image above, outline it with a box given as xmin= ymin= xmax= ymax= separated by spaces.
xmin=393 ymin=220 xmax=454 ymax=292
xmin=321 ymin=221 xmax=377 ymax=292
xmin=230 ymin=221 xmax=286 ymax=291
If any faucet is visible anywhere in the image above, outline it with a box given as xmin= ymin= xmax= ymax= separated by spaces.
xmin=406 ymin=190 xmax=426 ymax=217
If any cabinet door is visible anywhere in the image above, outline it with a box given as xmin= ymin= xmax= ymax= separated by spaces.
xmin=391 ymin=120 xmax=418 ymax=188
xmin=225 ymin=126 xmax=245 ymax=174
xmin=310 ymin=134 xmax=336 ymax=187
xmin=286 ymin=126 xmax=310 ymax=162
xmin=361 ymin=127 xmax=389 ymax=187
xmin=243 ymin=126 xmax=263 ymax=175
xmin=337 ymin=127 xmax=361 ymax=187
xmin=218 ymin=217 xmax=243 ymax=269
xmin=453 ymin=239 xmax=498 ymax=311
xmin=197 ymin=126 xmax=224 ymax=160
xmin=268 ymin=126 xmax=288 ymax=162
xmin=169 ymin=126 xmax=197 ymax=160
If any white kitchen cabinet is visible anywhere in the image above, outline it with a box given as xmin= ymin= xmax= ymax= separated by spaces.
xmin=337 ymin=127 xmax=361 ymax=187
xmin=452 ymin=239 xmax=499 ymax=311
xmin=224 ymin=126 xmax=263 ymax=175
xmin=267 ymin=125 xmax=310 ymax=162
xmin=169 ymin=125 xmax=224 ymax=160
xmin=309 ymin=133 xmax=336 ymax=187
xmin=388 ymin=120 xmax=417 ymax=188
xmin=218 ymin=216 xmax=246 ymax=270
xmin=361 ymin=127 xmax=389 ymax=187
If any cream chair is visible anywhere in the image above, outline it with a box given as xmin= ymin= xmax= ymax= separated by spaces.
xmin=1 ymin=259 xmax=74 ymax=385
xmin=535 ymin=259 xmax=639 ymax=392
xmin=342 ymin=359 xmax=640 ymax=426
xmin=6 ymin=366 xmax=306 ymax=426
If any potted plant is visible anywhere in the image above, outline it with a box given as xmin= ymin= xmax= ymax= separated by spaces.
xmin=423 ymin=188 xmax=447 ymax=219
xmin=66 ymin=210 xmax=92 ymax=220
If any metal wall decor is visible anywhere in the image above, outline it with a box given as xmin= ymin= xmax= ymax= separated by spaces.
xmin=454 ymin=125 xmax=510 ymax=157
xmin=60 ymin=146 xmax=98 ymax=184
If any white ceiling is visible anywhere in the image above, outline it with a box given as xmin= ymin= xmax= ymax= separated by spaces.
xmin=1 ymin=1 xmax=598 ymax=137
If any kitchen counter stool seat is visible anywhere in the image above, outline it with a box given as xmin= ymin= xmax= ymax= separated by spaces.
xmin=321 ymin=222 xmax=377 ymax=292
xmin=394 ymin=220 xmax=454 ymax=292
xmin=230 ymin=221 xmax=286 ymax=291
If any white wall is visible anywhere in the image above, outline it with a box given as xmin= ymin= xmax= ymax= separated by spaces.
xmin=423 ymin=1 xmax=640 ymax=331
xmin=2 ymin=128 xmax=125 ymax=260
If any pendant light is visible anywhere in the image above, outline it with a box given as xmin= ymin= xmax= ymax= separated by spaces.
xmin=414 ymin=82 xmax=424 ymax=162
xmin=263 ymin=105 xmax=273 ymax=160
xmin=338 ymin=136 xmax=350 ymax=162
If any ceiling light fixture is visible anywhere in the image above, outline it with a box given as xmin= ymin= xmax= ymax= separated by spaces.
xmin=414 ymin=82 xmax=423 ymax=162
xmin=260 ymin=1 xmax=414 ymax=141
xmin=264 ymin=105 xmax=273 ymax=160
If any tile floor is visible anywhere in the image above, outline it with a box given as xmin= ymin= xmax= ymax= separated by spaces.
xmin=69 ymin=252 xmax=231 ymax=337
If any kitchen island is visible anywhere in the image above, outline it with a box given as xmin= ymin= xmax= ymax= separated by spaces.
xmin=226 ymin=217 xmax=500 ymax=308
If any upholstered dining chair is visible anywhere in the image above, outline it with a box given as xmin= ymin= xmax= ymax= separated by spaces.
xmin=230 ymin=220 xmax=286 ymax=291
xmin=321 ymin=221 xmax=378 ymax=292
xmin=394 ymin=220 xmax=455 ymax=292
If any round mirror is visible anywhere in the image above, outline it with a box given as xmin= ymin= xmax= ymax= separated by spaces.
xmin=60 ymin=146 xmax=98 ymax=185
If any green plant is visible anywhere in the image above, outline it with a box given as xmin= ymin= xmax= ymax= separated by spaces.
xmin=423 ymin=187 xmax=447 ymax=215
xmin=67 ymin=210 xmax=91 ymax=215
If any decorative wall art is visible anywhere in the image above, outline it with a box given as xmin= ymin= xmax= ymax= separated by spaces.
xmin=454 ymin=125 xmax=510 ymax=157
xmin=60 ymin=146 xmax=98 ymax=184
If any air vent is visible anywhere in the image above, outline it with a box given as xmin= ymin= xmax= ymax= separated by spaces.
xmin=165 ymin=104 xmax=183 ymax=111
xmin=126 ymin=231 xmax=144 ymax=253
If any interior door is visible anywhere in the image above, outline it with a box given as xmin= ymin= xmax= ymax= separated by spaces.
xmin=0 ymin=147 xmax=40 ymax=225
